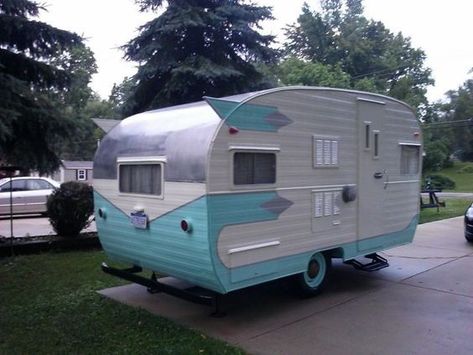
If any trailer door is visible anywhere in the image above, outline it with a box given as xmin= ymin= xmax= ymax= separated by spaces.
xmin=357 ymin=98 xmax=386 ymax=249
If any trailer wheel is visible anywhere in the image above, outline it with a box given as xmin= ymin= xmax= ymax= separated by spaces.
xmin=295 ymin=252 xmax=331 ymax=297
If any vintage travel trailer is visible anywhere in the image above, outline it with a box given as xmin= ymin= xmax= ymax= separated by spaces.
xmin=93 ymin=86 xmax=422 ymax=299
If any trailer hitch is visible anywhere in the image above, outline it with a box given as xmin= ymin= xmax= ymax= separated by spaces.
xmin=101 ymin=262 xmax=226 ymax=316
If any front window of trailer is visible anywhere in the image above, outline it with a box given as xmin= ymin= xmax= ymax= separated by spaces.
xmin=117 ymin=158 xmax=164 ymax=197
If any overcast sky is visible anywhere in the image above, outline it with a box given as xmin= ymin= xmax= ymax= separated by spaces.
xmin=39 ymin=0 xmax=473 ymax=102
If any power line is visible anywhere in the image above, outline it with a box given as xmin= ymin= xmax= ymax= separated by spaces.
xmin=421 ymin=118 xmax=473 ymax=129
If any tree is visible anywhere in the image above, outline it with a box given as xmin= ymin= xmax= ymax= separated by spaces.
xmin=277 ymin=57 xmax=351 ymax=88
xmin=109 ymin=76 xmax=136 ymax=118
xmin=122 ymin=0 xmax=279 ymax=115
xmin=284 ymin=0 xmax=433 ymax=112
xmin=0 ymin=0 xmax=85 ymax=174
xmin=437 ymin=74 xmax=473 ymax=161
xmin=50 ymin=44 xmax=104 ymax=161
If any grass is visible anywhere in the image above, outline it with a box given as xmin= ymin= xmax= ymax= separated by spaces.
xmin=426 ymin=161 xmax=473 ymax=192
xmin=419 ymin=198 xmax=471 ymax=224
xmin=0 ymin=250 xmax=244 ymax=355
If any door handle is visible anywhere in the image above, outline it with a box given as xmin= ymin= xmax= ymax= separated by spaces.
xmin=374 ymin=172 xmax=384 ymax=179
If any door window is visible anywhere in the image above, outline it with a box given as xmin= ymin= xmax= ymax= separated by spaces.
xmin=26 ymin=179 xmax=53 ymax=190
xmin=0 ymin=180 xmax=26 ymax=192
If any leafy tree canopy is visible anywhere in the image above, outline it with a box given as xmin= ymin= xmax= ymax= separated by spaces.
xmin=0 ymin=0 xmax=89 ymax=174
xmin=53 ymin=45 xmax=105 ymax=162
xmin=283 ymin=0 xmax=433 ymax=112
xmin=122 ymin=0 xmax=279 ymax=115
xmin=437 ymin=73 xmax=473 ymax=161
xmin=277 ymin=57 xmax=350 ymax=88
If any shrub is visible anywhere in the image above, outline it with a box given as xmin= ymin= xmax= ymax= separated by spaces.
xmin=423 ymin=174 xmax=456 ymax=191
xmin=47 ymin=181 xmax=94 ymax=237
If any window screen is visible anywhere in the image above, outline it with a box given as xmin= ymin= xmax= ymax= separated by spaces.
xmin=35 ymin=180 xmax=53 ymax=190
xmin=26 ymin=179 xmax=52 ymax=190
xmin=119 ymin=164 xmax=162 ymax=195
xmin=400 ymin=145 xmax=420 ymax=175
xmin=234 ymin=152 xmax=276 ymax=185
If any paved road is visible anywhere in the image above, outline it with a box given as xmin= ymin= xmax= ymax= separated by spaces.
xmin=0 ymin=215 xmax=96 ymax=238
xmin=100 ymin=217 xmax=473 ymax=355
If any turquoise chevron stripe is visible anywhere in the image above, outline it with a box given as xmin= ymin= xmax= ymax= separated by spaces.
xmin=206 ymin=191 xmax=282 ymax=289
xmin=207 ymin=191 xmax=279 ymax=227
xmin=205 ymin=97 xmax=239 ymax=118
xmin=206 ymin=97 xmax=288 ymax=132
xmin=94 ymin=192 xmax=225 ymax=293
xmin=225 ymin=103 xmax=280 ymax=132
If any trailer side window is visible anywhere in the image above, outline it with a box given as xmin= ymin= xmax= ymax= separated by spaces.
xmin=400 ymin=145 xmax=420 ymax=175
xmin=234 ymin=152 xmax=276 ymax=185
xmin=119 ymin=163 xmax=163 ymax=196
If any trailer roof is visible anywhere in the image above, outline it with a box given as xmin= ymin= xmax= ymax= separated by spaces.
xmin=93 ymin=100 xmax=222 ymax=182
xmin=93 ymin=86 xmax=415 ymax=182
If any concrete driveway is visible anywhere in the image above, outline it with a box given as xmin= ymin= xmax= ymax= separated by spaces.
xmin=99 ymin=217 xmax=473 ymax=354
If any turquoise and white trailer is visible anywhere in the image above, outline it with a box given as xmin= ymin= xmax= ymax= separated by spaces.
xmin=93 ymin=86 xmax=422 ymax=298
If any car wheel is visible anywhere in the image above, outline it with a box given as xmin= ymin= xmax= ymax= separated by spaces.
xmin=294 ymin=252 xmax=331 ymax=297
xmin=466 ymin=234 xmax=473 ymax=243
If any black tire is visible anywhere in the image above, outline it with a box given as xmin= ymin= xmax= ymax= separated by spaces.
xmin=466 ymin=233 xmax=473 ymax=243
xmin=294 ymin=252 xmax=331 ymax=297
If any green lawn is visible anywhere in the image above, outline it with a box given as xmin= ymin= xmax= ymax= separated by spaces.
xmin=419 ymin=198 xmax=470 ymax=224
xmin=426 ymin=161 xmax=473 ymax=192
xmin=0 ymin=251 xmax=243 ymax=354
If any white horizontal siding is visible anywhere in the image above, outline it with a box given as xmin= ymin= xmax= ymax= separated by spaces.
xmin=94 ymin=179 xmax=206 ymax=220
xmin=208 ymin=90 xmax=359 ymax=193
xmin=217 ymin=188 xmax=357 ymax=268
xmin=210 ymin=88 xmax=419 ymax=268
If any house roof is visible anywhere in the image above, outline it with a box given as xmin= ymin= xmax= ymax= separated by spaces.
xmin=92 ymin=118 xmax=120 ymax=133
xmin=62 ymin=161 xmax=93 ymax=169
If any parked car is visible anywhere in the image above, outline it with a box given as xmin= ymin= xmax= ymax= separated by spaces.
xmin=465 ymin=202 xmax=473 ymax=243
xmin=0 ymin=177 xmax=60 ymax=216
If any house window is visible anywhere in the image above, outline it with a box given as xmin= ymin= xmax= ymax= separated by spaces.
xmin=400 ymin=145 xmax=420 ymax=175
xmin=233 ymin=152 xmax=276 ymax=185
xmin=77 ymin=169 xmax=87 ymax=181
